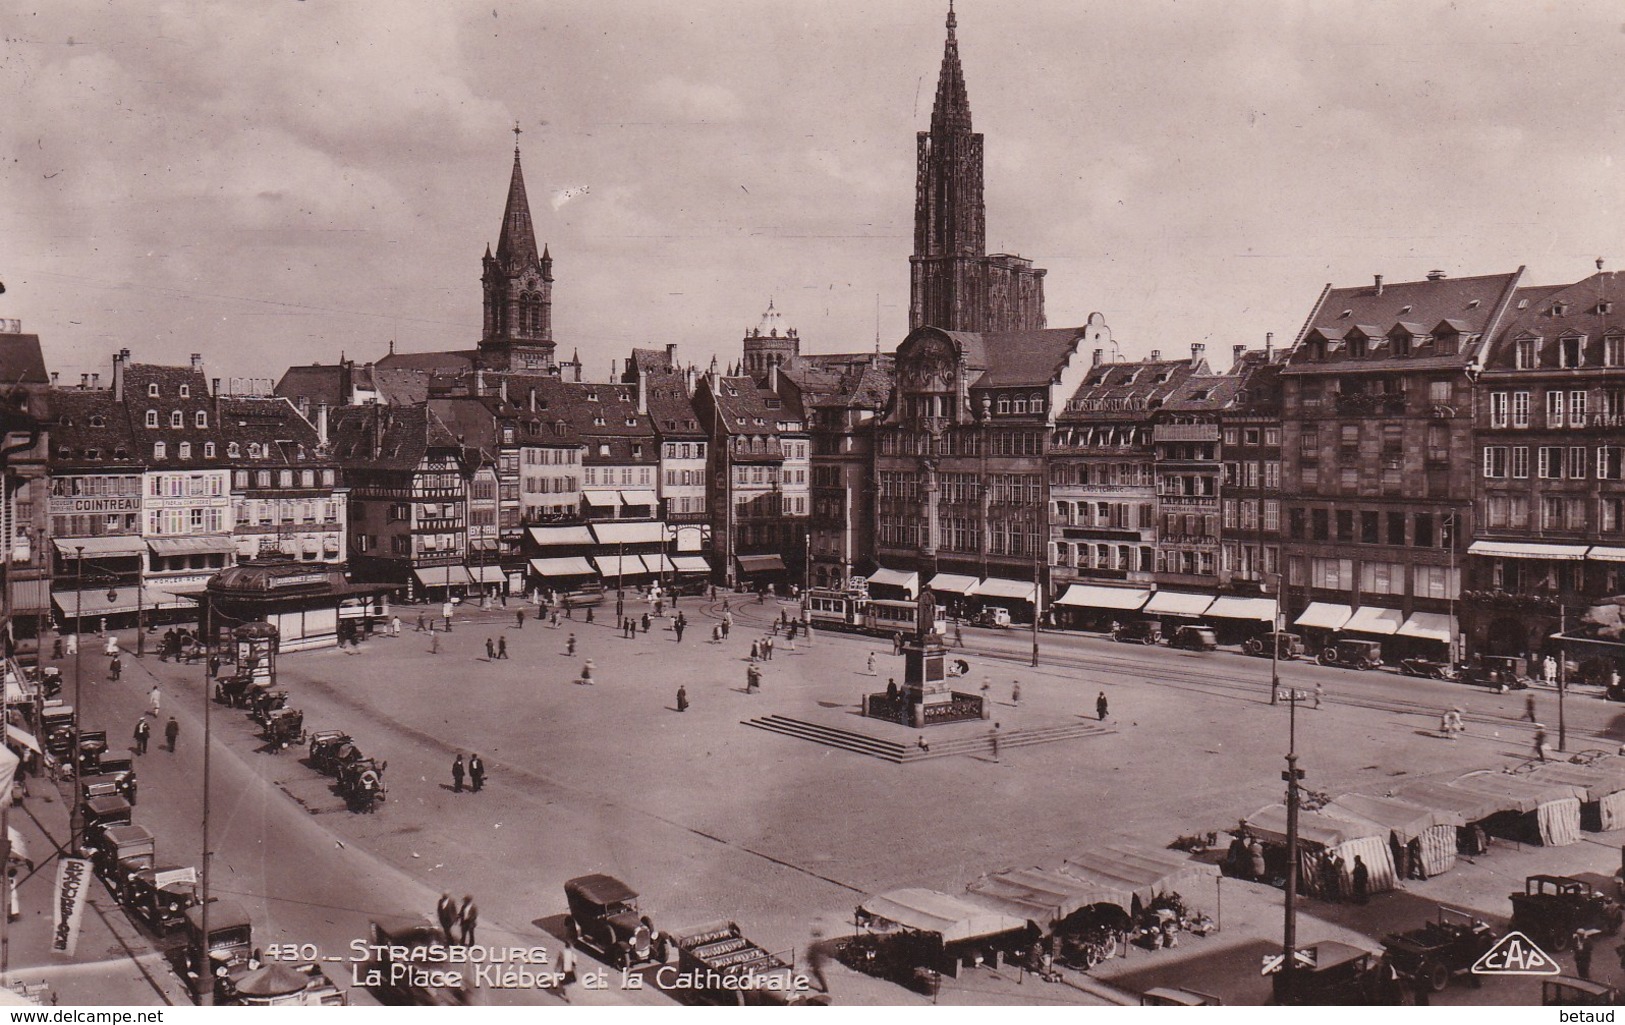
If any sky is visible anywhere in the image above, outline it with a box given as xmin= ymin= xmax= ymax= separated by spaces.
xmin=4 ymin=0 xmax=1624 ymax=387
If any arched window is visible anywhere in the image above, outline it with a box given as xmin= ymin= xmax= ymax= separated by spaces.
xmin=227 ymin=442 xmax=241 ymax=458
xmin=148 ymin=383 xmax=160 ymax=398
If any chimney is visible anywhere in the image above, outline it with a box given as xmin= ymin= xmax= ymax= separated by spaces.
xmin=372 ymin=408 xmax=385 ymax=459
xmin=573 ymin=362 xmax=582 ymax=383
xmin=1191 ymin=343 xmax=1205 ymax=367
xmin=112 ymin=349 xmax=128 ymax=400
xmin=666 ymin=343 xmax=678 ymax=366
xmin=474 ymin=367 xmax=486 ymax=397
xmin=1092 ymin=349 xmax=1103 ymax=367
xmin=49 ymin=372 xmax=58 ymax=387
xmin=528 ymin=387 xmax=537 ymax=412
xmin=79 ymin=373 xmax=89 ymax=390
xmin=315 ymin=402 xmax=329 ymax=446
xmin=685 ymin=364 xmax=697 ymax=395
xmin=1232 ymin=344 xmax=1246 ymax=371
xmin=768 ymin=360 xmax=779 ymax=394
xmin=90 ymin=373 xmax=100 ymax=389
xmin=211 ymin=377 xmax=220 ymax=396
xmin=1374 ymin=274 xmax=1384 ymax=295
xmin=1148 ymin=349 xmax=1161 ymax=362
xmin=611 ymin=359 xmax=618 ymax=381
xmin=1426 ymin=269 xmax=1447 ymax=282
xmin=500 ymin=377 xmax=509 ymax=404
xmin=637 ymin=367 xmax=648 ymax=415
xmin=190 ymin=353 xmax=203 ymax=373
xmin=1265 ymin=332 xmax=1274 ymax=361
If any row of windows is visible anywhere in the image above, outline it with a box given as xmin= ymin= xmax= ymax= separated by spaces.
xmin=1050 ymin=462 xmax=1156 ymax=488
xmin=1221 ymin=542 xmax=1280 ymax=577
xmin=582 ymin=467 xmax=653 ymax=487
xmin=50 ymin=476 xmax=142 ymax=498
xmin=1488 ymin=390 xmax=1625 ymax=428
xmin=1221 ymin=462 xmax=1282 ymax=490
xmin=1055 ymin=500 xmax=1157 ymax=530
xmin=147 ymin=507 xmax=226 ymax=535
xmin=1160 ymin=549 xmax=1218 ymax=578
xmin=1483 ymin=446 xmax=1625 ymax=479
xmin=1222 ymin=427 xmax=1282 ymax=447
xmin=659 ymin=443 xmax=708 ymax=460
xmin=1509 ymin=333 xmax=1625 ymax=370
xmin=231 ymin=468 xmax=335 ymax=489
xmin=1301 ymin=463 xmax=1413 ymax=491
xmin=1220 ymin=499 xmax=1282 ymax=532
xmin=520 ymin=448 xmax=580 ymax=465
xmin=232 ymin=499 xmax=341 ymax=525
xmin=1287 ymin=556 xmax=1459 ymax=598
xmin=1055 ymin=542 xmax=1152 ymax=572
xmin=521 ymin=476 xmax=580 ymax=494
xmin=664 ymin=470 xmax=706 ymax=487
xmin=144 ymin=409 xmax=208 ymax=429
xmin=1288 ymin=508 xmax=1454 ymax=548
xmin=150 ymin=474 xmax=226 ymax=498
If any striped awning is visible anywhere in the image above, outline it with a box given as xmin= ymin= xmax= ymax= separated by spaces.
xmin=926 ymin=573 xmax=979 ymax=596
xmin=528 ymin=525 xmax=595 ymax=547
xmin=1144 ymin=591 xmax=1213 ymax=617
xmin=1344 ymin=605 xmax=1404 ymax=636
xmin=737 ymin=554 xmax=786 ymax=574
xmin=1054 ymin=585 xmax=1150 ymax=611
xmin=672 ymin=555 xmax=711 ymax=575
xmin=412 ymin=565 xmax=474 ymax=589
xmin=1206 ymin=596 xmax=1276 ymax=622
xmin=1295 ymin=602 xmax=1352 ymax=631
xmin=529 ymin=557 xmax=596 ymax=578
xmin=54 ymin=536 xmax=145 ymax=558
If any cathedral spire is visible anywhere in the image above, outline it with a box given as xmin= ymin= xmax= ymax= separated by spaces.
xmin=495 ymin=139 xmax=539 ymax=266
xmin=930 ymin=1 xmax=972 ymax=137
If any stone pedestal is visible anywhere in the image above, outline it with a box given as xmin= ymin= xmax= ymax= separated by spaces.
xmin=903 ymin=632 xmax=950 ymax=728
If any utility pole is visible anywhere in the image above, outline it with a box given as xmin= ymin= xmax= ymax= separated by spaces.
xmin=1030 ymin=551 xmax=1040 ymax=667
xmin=69 ymin=548 xmax=84 ymax=854
xmin=1558 ymin=604 xmax=1568 ymax=753
xmin=199 ymin=634 xmax=214 ymax=1005
xmin=1268 ymin=572 xmax=1281 ymax=705
xmin=1280 ymin=690 xmax=1305 ymax=997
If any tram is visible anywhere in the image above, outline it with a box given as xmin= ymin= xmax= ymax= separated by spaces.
xmin=805 ymin=588 xmax=947 ymax=638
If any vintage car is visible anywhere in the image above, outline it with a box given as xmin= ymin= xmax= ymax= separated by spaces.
xmin=1169 ymin=625 xmax=1218 ymax=652
xmin=1509 ymin=875 xmax=1624 ymax=952
xmin=41 ymin=704 xmax=75 ymax=760
xmin=1112 ymin=620 xmax=1162 ymax=645
xmin=362 ymin=919 xmax=475 ymax=1005
xmin=1398 ymin=658 xmax=1457 ymax=681
xmin=1244 ymin=631 xmax=1306 ymax=661
xmin=78 ymin=794 xmax=134 ymax=858
xmin=119 ymin=865 xmax=199 ymax=936
xmin=972 ymin=607 xmax=1012 ymax=629
xmin=1381 ymin=907 xmax=1496 ymax=992
xmin=1317 ymin=638 xmax=1385 ymax=670
xmin=563 ymin=874 xmax=665 ymax=969
xmin=308 ymin=731 xmax=359 ymax=775
xmin=1268 ymin=941 xmax=1396 ymax=1005
xmin=80 ymin=761 xmax=138 ymax=806
xmin=183 ymin=900 xmax=258 ymax=1002
xmin=1459 ymin=655 xmax=1531 ymax=692
xmin=337 ymin=757 xmax=386 ymax=812
xmin=261 ymin=708 xmax=305 ymax=751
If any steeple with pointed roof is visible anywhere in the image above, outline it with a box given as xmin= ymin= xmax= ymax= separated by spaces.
xmin=480 ymin=129 xmax=556 ymax=372
xmin=909 ymin=4 xmax=1045 ymax=333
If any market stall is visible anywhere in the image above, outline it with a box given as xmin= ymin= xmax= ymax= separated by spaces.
xmin=1446 ymin=772 xmax=1585 ymax=847
xmin=855 ymin=888 xmax=1033 ymax=978
xmin=1243 ymin=804 xmax=1396 ymax=898
xmin=1525 ymin=759 xmax=1625 ymax=831
xmin=1321 ymin=793 xmax=1463 ymax=879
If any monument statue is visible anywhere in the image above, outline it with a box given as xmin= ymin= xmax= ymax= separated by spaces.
xmin=915 ymin=588 xmax=938 ymax=641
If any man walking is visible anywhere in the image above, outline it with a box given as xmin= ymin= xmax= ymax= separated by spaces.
xmin=452 ymin=753 xmax=465 ymax=793
xmin=516 ymin=608 xmax=525 ymax=629
xmin=676 ymin=685 xmax=688 ymax=712
xmin=109 ymin=653 xmax=122 ymax=682
xmin=390 ymin=615 xmax=402 ymax=637
xmin=674 ymin=619 xmax=685 ymax=643
xmin=459 ymin=896 xmax=478 ymax=944
xmin=764 ymin=637 xmax=774 ymax=661
xmin=1012 ymin=681 xmax=1021 ymax=706
xmin=149 ymin=685 xmax=161 ymax=718
xmin=164 ymin=716 xmax=179 ymax=753
xmin=497 ymin=636 xmax=508 ymax=659
xmin=1351 ymin=855 xmax=1370 ymax=904
xmin=468 ymin=754 xmax=485 ymax=793
xmin=1525 ymin=693 xmax=1537 ymax=722
xmin=416 ymin=611 xmax=427 ymax=632
xmin=990 ymin=723 xmax=1001 ymax=763
xmin=133 ymin=717 xmax=150 ymax=755
xmin=867 ymin=653 xmax=877 ymax=675
xmin=485 ymin=638 xmax=495 ymax=660
xmin=436 ymin=893 xmax=457 ymax=940
xmin=1534 ymin=725 xmax=1549 ymax=762
xmin=429 ymin=631 xmax=440 ymax=655
xmin=566 ymin=633 xmax=576 ymax=657
xmin=1096 ymin=691 xmax=1109 ymax=721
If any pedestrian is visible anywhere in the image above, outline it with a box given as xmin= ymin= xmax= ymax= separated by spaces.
xmin=750 ymin=639 xmax=761 ymax=662
xmin=133 ymin=718 xmax=150 ymax=756
xmin=555 ymin=941 xmax=577 ymax=1003
xmin=459 ymin=896 xmax=478 ymax=945
xmin=452 ymin=754 xmax=464 ymax=793
xmin=1534 ymin=725 xmax=1548 ymax=762
xmin=640 ymin=612 xmax=650 ymax=634
xmin=565 ymin=605 xmax=573 ymax=620
xmin=785 ymin=631 xmax=795 ymax=652
xmin=1314 ymin=682 xmax=1324 ymax=709
xmin=1440 ymin=711 xmax=1454 ymax=740
xmin=990 ymin=723 xmax=1001 ymax=763
xmin=712 ymin=625 xmax=722 ymax=644
xmin=64 ymin=632 xmax=77 ymax=657
xmin=585 ymin=607 xmax=594 ymax=624
xmin=867 ymin=653 xmax=877 ymax=675
xmin=722 ymin=612 xmax=732 ymax=638
xmin=1096 ymin=691 xmax=1108 ymax=721
xmin=469 ymin=754 xmax=485 ymax=793
xmin=51 ymin=637 xmax=63 ymax=661
xmin=1012 ymin=681 xmax=1021 ymax=706
xmin=674 ymin=621 xmax=685 ymax=643
xmin=954 ymin=623 xmax=964 ymax=647
xmin=892 ymin=631 xmax=903 ymax=656
xmin=676 ymin=685 xmax=688 ymax=712
xmin=208 ymin=653 xmax=221 ymax=679
xmin=430 ymin=631 xmax=440 ymax=655
xmin=764 ymin=637 xmax=774 ymax=660
xmin=1351 ymin=855 xmax=1370 ymax=904
xmin=442 ymin=601 xmax=454 ymax=631
xmin=416 ymin=611 xmax=427 ymax=632
xmin=1525 ymin=693 xmax=1537 ymax=722
xmin=551 ymin=610 xmax=560 ymax=627
xmin=164 ymin=716 xmax=179 ymax=753
xmin=579 ymin=659 xmax=594 ymax=685
xmin=566 ymin=633 xmax=576 ymax=657
xmin=746 ymin=664 xmax=761 ymax=693
xmin=1248 ymin=839 xmax=1266 ymax=882
xmin=886 ymin=679 xmax=898 ymax=702
xmin=808 ymin=927 xmax=829 ymax=994
xmin=497 ymin=636 xmax=508 ymax=659
xmin=104 ymin=634 xmax=119 ymax=657
xmin=1576 ymin=929 xmax=1594 ymax=980
xmin=436 ymin=892 xmax=457 ymax=939
xmin=390 ymin=615 xmax=401 ymax=637
xmin=485 ymin=638 xmax=495 ymax=660
xmin=516 ymin=609 xmax=525 ymax=629
xmin=109 ymin=654 xmax=122 ymax=682
xmin=149 ymin=685 xmax=161 ymax=717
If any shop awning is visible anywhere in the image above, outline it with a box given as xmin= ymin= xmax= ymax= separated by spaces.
xmin=1394 ymin=782 xmax=1505 ymax=824
xmin=1053 ymin=584 xmax=1150 ymax=611
xmin=737 ymin=554 xmax=786 ymax=575
xmin=619 ymin=490 xmax=658 ymax=508
xmin=6 ymin=578 xmax=50 ymax=614
xmin=643 ymin=553 xmax=677 ymax=575
xmin=1295 ymin=602 xmax=1352 ymax=631
xmin=1525 ymin=762 xmax=1625 ymax=804
xmin=467 ymin=565 xmax=507 ymax=584
xmin=590 ymin=521 xmax=668 ymax=546
xmin=582 ymin=490 xmax=619 ymax=507
xmin=1396 ymin=612 xmax=1455 ymax=643
xmin=675 ymin=530 xmax=705 ymax=552
xmin=926 ymin=573 xmax=979 ymax=596
xmin=1245 ymin=804 xmax=1381 ymax=848
xmin=1344 ymin=605 xmax=1404 ymax=636
xmin=412 ymin=565 xmax=474 ymax=589
xmin=144 ymin=588 xmax=196 ymax=610
xmin=865 ymin=567 xmax=919 ymax=595
xmin=1206 ymin=596 xmax=1277 ymax=622
xmin=53 ymin=536 xmax=145 ymax=559
xmin=859 ymin=888 xmax=1028 ymax=944
xmin=977 ymin=577 xmax=1037 ymax=603
xmin=1447 ymin=772 xmax=1587 ymax=813
xmin=597 ymin=555 xmax=652 ymax=580
xmin=672 ymin=555 xmax=711 ymax=576
xmin=528 ymin=525 xmax=595 ymax=547
xmin=1589 ymin=547 xmax=1625 ymax=563
xmin=147 ymin=536 xmax=237 ymax=557
xmin=1468 ymin=540 xmax=1590 ymax=561
xmin=529 ymin=557 xmax=596 ymax=578
xmin=4 ymin=725 xmax=40 ymax=755
xmin=1144 ymin=591 xmax=1213 ymax=617
xmin=964 ymin=868 xmax=1101 ymax=929
xmin=52 ymin=586 xmax=184 ymax=617
xmin=1322 ymin=793 xmax=1462 ymax=844
xmin=1056 ymin=844 xmax=1220 ymax=911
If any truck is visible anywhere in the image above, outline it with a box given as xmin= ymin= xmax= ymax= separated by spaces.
xmin=91 ymin=823 xmax=198 ymax=936
xmin=182 ymin=900 xmax=344 ymax=1005
xmin=665 ymin=921 xmax=825 ymax=1006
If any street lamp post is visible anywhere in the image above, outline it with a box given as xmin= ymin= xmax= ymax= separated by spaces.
xmin=69 ymin=547 xmax=84 ymax=853
xmin=199 ymin=629 xmax=214 ymax=1006
xmin=1267 ymin=571 xmax=1282 ymax=705
xmin=1558 ymin=604 xmax=1568 ymax=753
xmin=1030 ymin=551 xmax=1040 ymax=668
xmin=1280 ymin=690 xmax=1306 ymax=996
xmin=135 ymin=574 xmax=144 ymax=658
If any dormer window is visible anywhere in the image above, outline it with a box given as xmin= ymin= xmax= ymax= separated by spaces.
xmin=148 ymin=383 xmax=159 ymax=398
xmin=1517 ymin=298 xmax=1529 ymax=310
xmin=89 ymin=415 xmax=105 ymax=428
xmin=754 ymin=417 xmax=765 ymax=425
xmin=1560 ymin=335 xmax=1585 ymax=369
xmin=592 ymin=416 xmax=605 ymax=426
xmin=248 ymin=442 xmax=262 ymax=459
xmin=632 ymin=444 xmax=643 ymax=459
xmin=997 ymin=396 xmax=1010 ymax=414
xmin=598 ymin=444 xmax=610 ymax=456
xmin=1601 ymin=301 xmax=1614 ymax=315
xmin=1553 ymin=302 xmax=1569 ymax=316
xmin=1340 ymin=310 xmax=1352 ymax=319
xmin=1468 ymin=299 xmax=1481 ymax=309
xmin=227 ymin=442 xmax=241 ymax=458
xmin=153 ymin=441 xmax=166 ymax=460
xmin=179 ymin=384 xmax=190 ymax=398
xmin=83 ymin=448 xmax=100 ymax=461
xmin=1605 ymin=334 xmax=1624 ymax=367
xmin=625 ymin=417 xmax=638 ymax=426
xmin=586 ymin=391 xmax=598 ymax=402
xmin=145 ymin=410 xmax=159 ymax=428
xmin=1347 ymin=337 xmax=1368 ymax=359
xmin=1392 ymin=335 xmax=1412 ymax=357
xmin=1515 ymin=337 xmax=1539 ymax=369
xmin=195 ymin=411 xmax=207 ymax=428
xmin=170 ymin=411 xmax=183 ymax=429
xmin=1013 ymin=398 xmax=1027 ymax=414
xmin=203 ymin=442 xmax=216 ymax=458
xmin=1398 ymin=305 xmax=1412 ymax=315
xmin=178 ymin=442 xmax=191 ymax=459
xmin=1306 ymin=341 xmax=1325 ymax=361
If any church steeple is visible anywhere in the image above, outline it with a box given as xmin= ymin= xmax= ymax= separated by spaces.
xmin=931 ymin=2 xmax=972 ymax=138
xmin=480 ymin=125 xmax=556 ymax=372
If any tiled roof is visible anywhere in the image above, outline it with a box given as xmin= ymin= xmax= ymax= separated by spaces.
xmin=328 ymin=404 xmax=460 ymax=472
xmin=970 ymin=327 xmax=1089 ymax=388
xmin=1058 ymin=359 xmax=1203 ymax=421
xmin=1481 ymin=271 xmax=1625 ymax=371
xmin=274 ymin=365 xmax=346 ymax=408
xmin=1160 ymin=371 xmax=1242 ymax=412
xmin=122 ymin=364 xmax=220 ymax=468
xmin=375 ymin=349 xmax=479 ymax=373
xmin=1283 ymin=270 xmax=1524 ymax=375
xmin=0 ymin=335 xmax=49 ymax=386
xmin=46 ymin=389 xmax=141 ymax=469
xmin=642 ymin=371 xmax=704 ymax=439
xmin=703 ymin=376 xmax=800 ymax=437
xmin=216 ymin=397 xmax=326 ymax=466
xmin=370 ymin=367 xmax=429 ymax=405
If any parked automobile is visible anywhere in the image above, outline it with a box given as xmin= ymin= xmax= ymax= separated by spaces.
xmin=1169 ymin=625 xmax=1218 ymax=652
xmin=1141 ymin=987 xmax=1222 ymax=1006
xmin=78 ymin=794 xmax=133 ymax=858
xmin=972 ymin=608 xmax=1012 ymax=629
xmin=1317 ymin=638 xmax=1384 ymax=670
xmin=1381 ymin=907 xmax=1496 ymax=992
xmin=1112 ymin=621 xmax=1162 ymax=646
xmin=308 ymin=732 xmax=360 ymax=776
xmin=1509 ymin=875 xmax=1623 ymax=952
xmin=1459 ymin=655 xmax=1531 ymax=692
xmin=1244 ymin=631 xmax=1305 ymax=660
xmin=41 ymin=704 xmax=75 ymax=761
xmin=563 ymin=874 xmax=665 ymax=969
xmin=1268 ymin=941 xmax=1394 ymax=1005
xmin=1398 ymin=658 xmax=1457 ymax=681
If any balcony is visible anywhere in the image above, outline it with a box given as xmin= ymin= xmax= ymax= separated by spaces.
xmin=1152 ymin=424 xmax=1219 ymax=443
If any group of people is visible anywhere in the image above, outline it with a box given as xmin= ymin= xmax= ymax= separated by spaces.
xmin=435 ymin=893 xmax=480 ymax=944
xmin=450 ymin=752 xmax=486 ymax=793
